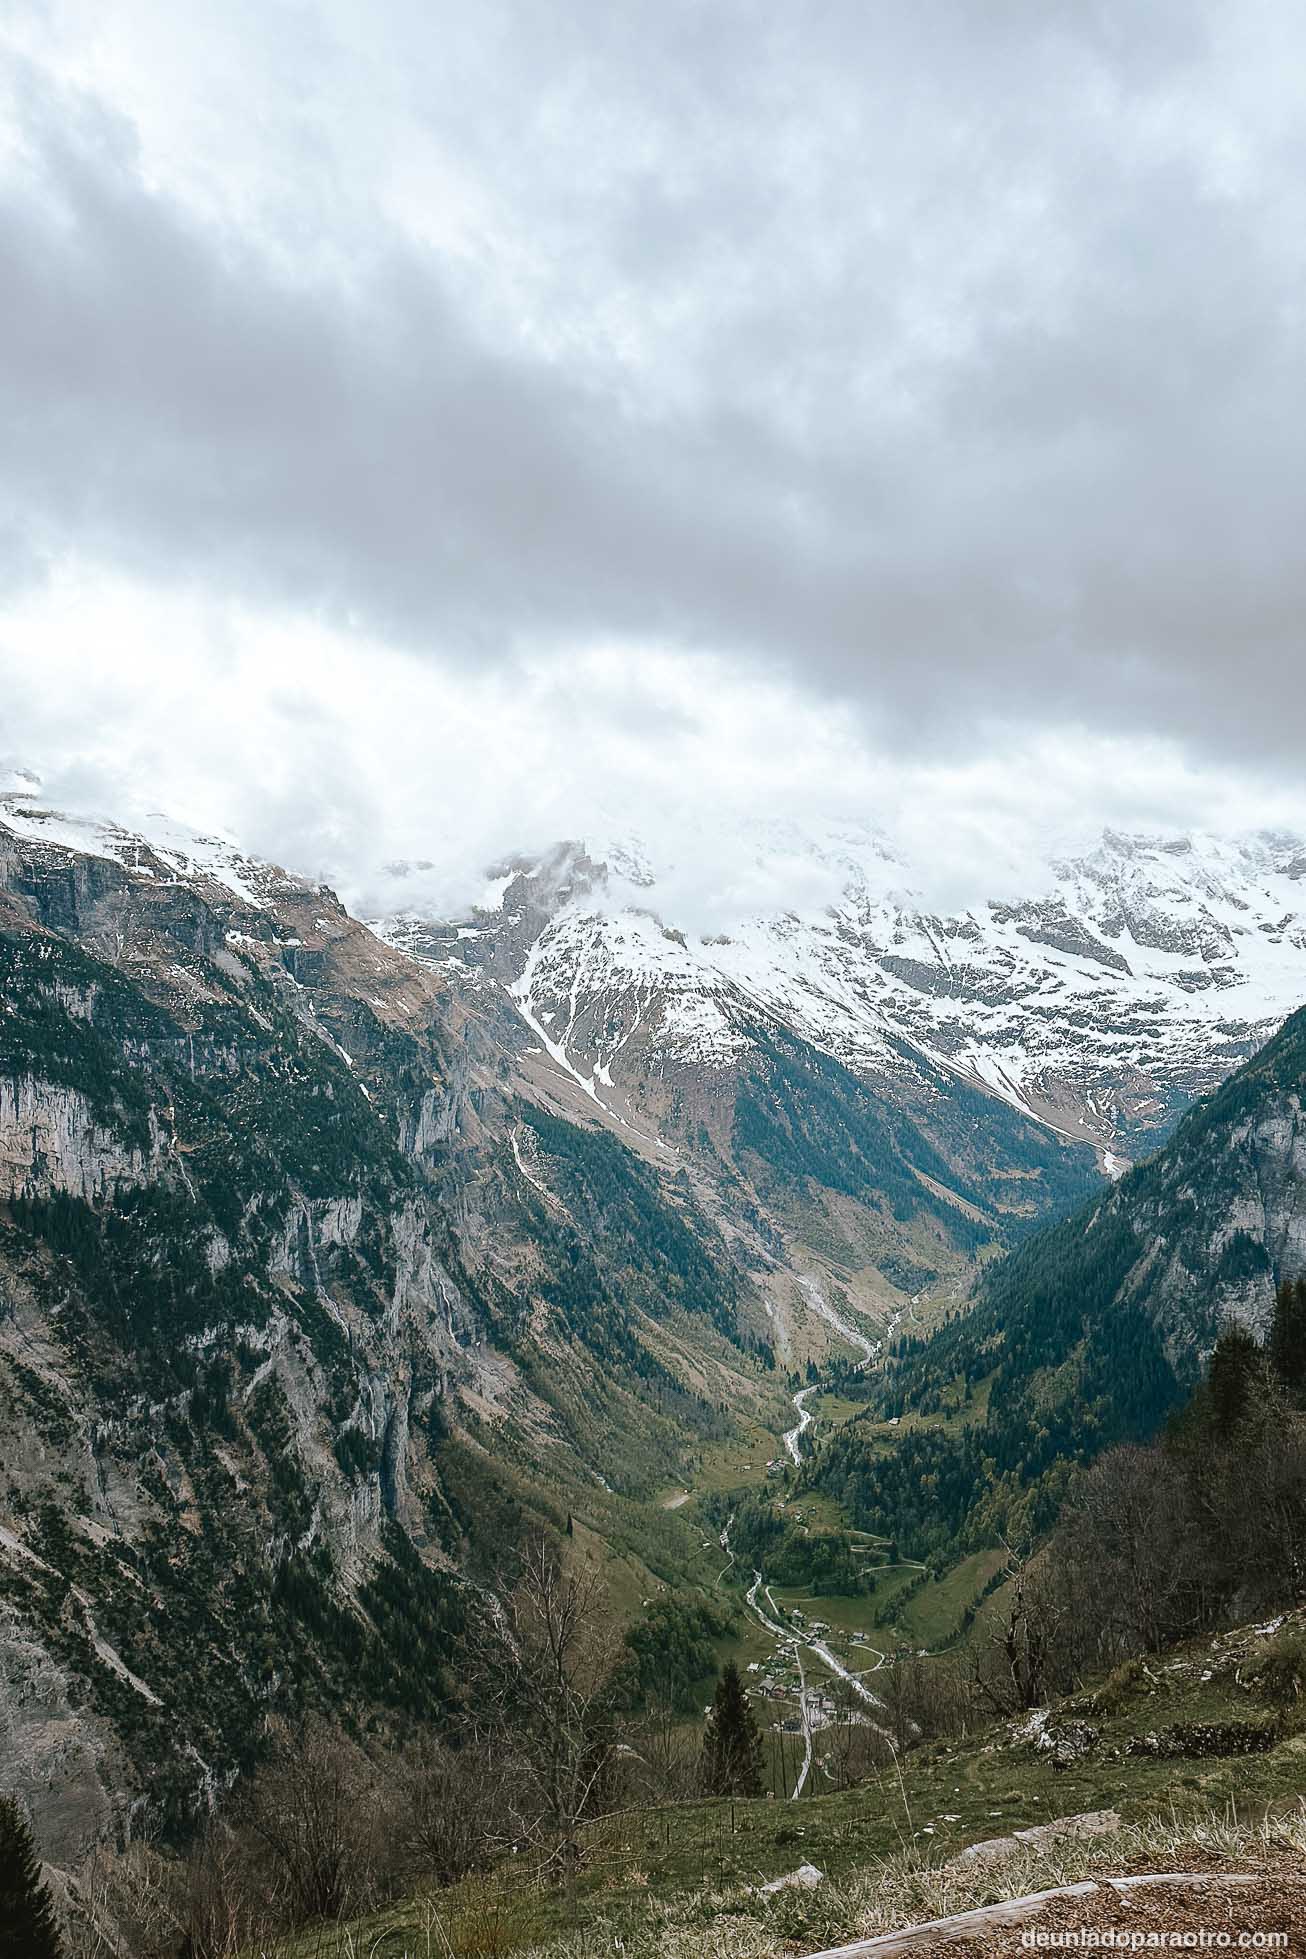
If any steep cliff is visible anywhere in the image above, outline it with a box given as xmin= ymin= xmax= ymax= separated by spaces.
xmin=0 ymin=806 xmax=774 ymax=1855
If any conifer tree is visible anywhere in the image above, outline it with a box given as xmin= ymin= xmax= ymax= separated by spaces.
xmin=700 ymin=1661 xmax=765 ymax=1796
xmin=1270 ymin=1278 xmax=1306 ymax=1404
xmin=0 ymin=1795 xmax=63 ymax=1959
xmin=1207 ymin=1324 xmax=1260 ymax=1436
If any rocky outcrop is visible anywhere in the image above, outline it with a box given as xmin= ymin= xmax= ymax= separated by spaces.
xmin=0 ymin=1605 xmax=123 ymax=1868
xmin=0 ymin=1077 xmax=160 ymax=1202
xmin=1086 ymin=1065 xmax=1306 ymax=1359
xmin=956 ymin=1808 xmax=1120 ymax=1868
xmin=0 ymin=797 xmax=770 ymax=1868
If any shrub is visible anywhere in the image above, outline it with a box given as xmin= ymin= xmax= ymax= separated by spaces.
xmin=1248 ymin=1628 xmax=1306 ymax=1706
xmin=1094 ymin=1656 xmax=1150 ymax=1714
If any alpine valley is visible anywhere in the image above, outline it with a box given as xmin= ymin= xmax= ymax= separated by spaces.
xmin=5 ymin=770 xmax=1306 ymax=1870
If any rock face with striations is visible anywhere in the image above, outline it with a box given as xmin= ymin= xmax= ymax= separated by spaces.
xmin=0 ymin=788 xmax=780 ymax=1857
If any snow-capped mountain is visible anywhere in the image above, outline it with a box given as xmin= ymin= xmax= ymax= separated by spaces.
xmin=9 ymin=765 xmax=1305 ymax=1293
xmin=0 ymin=776 xmax=1106 ymax=1338
xmin=372 ymin=821 xmax=1306 ymax=1166
xmin=0 ymin=767 xmax=289 ymax=914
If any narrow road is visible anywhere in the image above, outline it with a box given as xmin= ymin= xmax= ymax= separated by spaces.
xmin=793 ymin=1647 xmax=814 ymax=1796
xmin=716 ymin=1514 xmax=736 ymax=1588
xmin=746 ymin=1569 xmax=885 ymax=1713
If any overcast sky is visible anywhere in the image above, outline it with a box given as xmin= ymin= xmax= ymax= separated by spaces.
xmin=3 ymin=1 xmax=1306 ymax=916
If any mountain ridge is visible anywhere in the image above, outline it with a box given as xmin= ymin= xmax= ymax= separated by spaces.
xmin=810 ymin=998 xmax=1306 ymax=1563
xmin=370 ymin=817 xmax=1306 ymax=1168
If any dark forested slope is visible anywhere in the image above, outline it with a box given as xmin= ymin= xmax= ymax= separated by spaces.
xmin=809 ymin=1005 xmax=1306 ymax=1557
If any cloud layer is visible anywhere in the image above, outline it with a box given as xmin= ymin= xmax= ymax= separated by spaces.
xmin=2 ymin=1 xmax=1304 ymax=910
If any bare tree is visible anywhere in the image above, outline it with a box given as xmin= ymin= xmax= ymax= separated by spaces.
xmin=239 ymin=1717 xmax=381 ymax=1925
xmin=1189 ymin=1383 xmax=1306 ymax=1613
xmin=1050 ymin=1445 xmax=1201 ymax=1666
xmin=64 ymin=1832 xmax=279 ymax=1959
xmin=633 ymin=1676 xmax=700 ymax=1802
xmin=969 ymin=1540 xmax=1070 ymax=1716
xmin=468 ymin=1536 xmax=626 ymax=1868
xmin=397 ymin=1735 xmax=508 ymax=1884
xmin=824 ymin=1677 xmax=893 ymax=1790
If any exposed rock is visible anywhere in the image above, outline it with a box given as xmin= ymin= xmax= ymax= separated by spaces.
xmin=0 ymin=1606 xmax=122 ymax=1868
xmin=1037 ymin=1719 xmax=1100 ymax=1769
xmin=761 ymin=1861 xmax=825 ymax=1894
xmin=0 ymin=1077 xmax=160 ymax=1202
xmin=1127 ymin=1720 xmax=1276 ymax=1760
xmin=955 ymin=1808 xmax=1121 ymax=1868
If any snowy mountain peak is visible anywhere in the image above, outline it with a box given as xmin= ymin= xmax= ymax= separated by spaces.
xmin=374 ymin=821 xmax=1306 ymax=1162
xmin=0 ymin=776 xmax=282 ymax=913
xmin=7 ymin=773 xmax=1304 ymax=1167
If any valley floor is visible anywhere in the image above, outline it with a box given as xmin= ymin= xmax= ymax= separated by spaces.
xmin=249 ymin=1292 xmax=1306 ymax=1959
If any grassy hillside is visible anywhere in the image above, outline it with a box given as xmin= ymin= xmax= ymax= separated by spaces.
xmin=230 ymin=1607 xmax=1306 ymax=1959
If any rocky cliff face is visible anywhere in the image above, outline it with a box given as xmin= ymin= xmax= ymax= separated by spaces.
xmin=0 ymin=1076 xmax=162 ymax=1202
xmin=0 ymin=794 xmax=781 ymax=1857
xmin=1080 ymin=1010 xmax=1306 ymax=1359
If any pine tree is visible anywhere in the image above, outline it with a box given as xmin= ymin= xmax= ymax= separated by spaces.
xmin=700 ymin=1661 xmax=765 ymax=1796
xmin=1270 ymin=1278 xmax=1306 ymax=1404
xmin=1207 ymin=1325 xmax=1261 ymax=1436
xmin=0 ymin=1795 xmax=63 ymax=1958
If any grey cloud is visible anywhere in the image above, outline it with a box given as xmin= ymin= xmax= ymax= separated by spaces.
xmin=2 ymin=1 xmax=1305 ymax=774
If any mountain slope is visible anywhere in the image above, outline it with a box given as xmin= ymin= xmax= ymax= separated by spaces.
xmin=371 ymin=818 xmax=1306 ymax=1358
xmin=0 ymin=797 xmax=783 ymax=1857
xmin=377 ymin=840 xmax=1117 ymax=1324
xmin=812 ymin=1001 xmax=1306 ymax=1557
xmin=5 ymin=777 xmax=1304 ymax=1862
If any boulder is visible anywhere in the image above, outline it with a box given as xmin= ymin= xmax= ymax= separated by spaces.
xmin=956 ymin=1808 xmax=1121 ymax=1869
xmin=761 ymin=1862 xmax=825 ymax=1894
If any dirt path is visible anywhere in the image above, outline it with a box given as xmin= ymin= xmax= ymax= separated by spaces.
xmin=804 ymin=1872 xmax=1306 ymax=1958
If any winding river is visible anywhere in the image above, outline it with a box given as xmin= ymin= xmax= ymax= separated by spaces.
xmin=782 ymin=1276 xmax=890 ymax=1463
xmin=712 ymin=1276 xmax=915 ymax=1792
xmin=747 ymin=1277 xmax=911 ymax=1790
